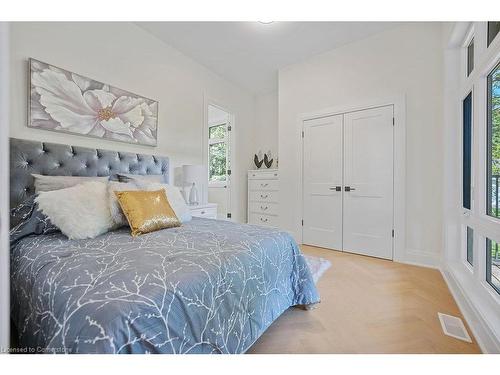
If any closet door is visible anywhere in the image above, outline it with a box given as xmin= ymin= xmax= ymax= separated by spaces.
xmin=302 ymin=115 xmax=343 ymax=250
xmin=343 ymin=106 xmax=394 ymax=259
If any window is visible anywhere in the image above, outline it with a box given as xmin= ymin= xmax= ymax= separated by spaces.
xmin=466 ymin=227 xmax=474 ymax=265
xmin=488 ymin=22 xmax=500 ymax=47
xmin=209 ymin=124 xmax=226 ymax=139
xmin=209 ymin=142 xmax=227 ymax=182
xmin=487 ymin=61 xmax=500 ymax=219
xmin=463 ymin=92 xmax=473 ymax=209
xmin=467 ymin=38 xmax=474 ymax=76
xmin=208 ymin=122 xmax=229 ymax=184
xmin=486 ymin=238 xmax=500 ymax=294
xmin=448 ymin=22 xmax=500 ymax=344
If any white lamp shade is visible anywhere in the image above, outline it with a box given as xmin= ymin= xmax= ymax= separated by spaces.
xmin=182 ymin=165 xmax=205 ymax=184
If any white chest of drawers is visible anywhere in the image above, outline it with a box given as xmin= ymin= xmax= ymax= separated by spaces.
xmin=247 ymin=169 xmax=279 ymax=227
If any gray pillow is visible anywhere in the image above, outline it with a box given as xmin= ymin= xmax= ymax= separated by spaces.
xmin=116 ymin=173 xmax=164 ymax=184
xmin=10 ymin=195 xmax=59 ymax=245
xmin=32 ymin=174 xmax=109 ymax=193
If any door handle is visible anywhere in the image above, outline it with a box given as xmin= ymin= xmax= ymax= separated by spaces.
xmin=345 ymin=186 xmax=356 ymax=192
xmin=329 ymin=186 xmax=342 ymax=191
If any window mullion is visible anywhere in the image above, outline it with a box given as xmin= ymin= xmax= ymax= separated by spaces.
xmin=208 ymin=138 xmax=226 ymax=146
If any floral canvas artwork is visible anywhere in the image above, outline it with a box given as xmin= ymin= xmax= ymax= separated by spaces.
xmin=29 ymin=58 xmax=158 ymax=146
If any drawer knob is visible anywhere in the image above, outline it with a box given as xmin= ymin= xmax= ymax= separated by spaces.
xmin=260 ymin=194 xmax=268 ymax=199
xmin=260 ymin=217 xmax=268 ymax=222
xmin=260 ymin=206 xmax=268 ymax=210
xmin=261 ymin=183 xmax=268 ymax=187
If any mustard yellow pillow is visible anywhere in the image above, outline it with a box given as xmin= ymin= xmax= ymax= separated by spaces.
xmin=114 ymin=189 xmax=181 ymax=236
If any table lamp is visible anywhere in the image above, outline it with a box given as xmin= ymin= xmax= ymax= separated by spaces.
xmin=182 ymin=165 xmax=204 ymax=205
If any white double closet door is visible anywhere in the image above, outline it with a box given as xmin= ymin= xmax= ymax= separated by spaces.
xmin=302 ymin=105 xmax=394 ymax=260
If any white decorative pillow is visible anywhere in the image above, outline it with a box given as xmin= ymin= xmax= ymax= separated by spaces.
xmin=35 ymin=181 xmax=114 ymax=240
xmin=32 ymin=174 xmax=109 ymax=193
xmin=144 ymin=183 xmax=192 ymax=223
xmin=107 ymin=181 xmax=140 ymax=227
xmin=116 ymin=173 xmax=164 ymax=184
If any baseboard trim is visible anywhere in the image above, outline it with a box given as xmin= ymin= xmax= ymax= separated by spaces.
xmin=441 ymin=267 xmax=500 ymax=353
xmin=395 ymin=248 xmax=441 ymax=269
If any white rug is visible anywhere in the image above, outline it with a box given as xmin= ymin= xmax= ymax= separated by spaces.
xmin=304 ymin=254 xmax=331 ymax=284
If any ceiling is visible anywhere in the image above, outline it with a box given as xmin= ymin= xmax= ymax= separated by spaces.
xmin=137 ymin=22 xmax=400 ymax=95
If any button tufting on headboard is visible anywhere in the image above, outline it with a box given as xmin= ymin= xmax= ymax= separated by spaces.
xmin=9 ymin=138 xmax=169 ymax=210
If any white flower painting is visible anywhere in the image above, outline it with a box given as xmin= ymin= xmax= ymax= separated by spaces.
xmin=29 ymin=58 xmax=158 ymax=146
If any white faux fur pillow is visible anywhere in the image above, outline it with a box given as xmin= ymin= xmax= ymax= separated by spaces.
xmin=144 ymin=183 xmax=192 ymax=223
xmin=36 ymin=181 xmax=114 ymax=240
xmin=107 ymin=181 xmax=139 ymax=227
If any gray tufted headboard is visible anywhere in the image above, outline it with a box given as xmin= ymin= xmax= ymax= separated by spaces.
xmin=10 ymin=138 xmax=169 ymax=210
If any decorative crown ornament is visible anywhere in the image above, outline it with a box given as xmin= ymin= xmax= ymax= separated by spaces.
xmin=263 ymin=151 xmax=273 ymax=168
xmin=254 ymin=150 xmax=264 ymax=168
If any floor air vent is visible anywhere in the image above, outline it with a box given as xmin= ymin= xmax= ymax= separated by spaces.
xmin=438 ymin=312 xmax=472 ymax=343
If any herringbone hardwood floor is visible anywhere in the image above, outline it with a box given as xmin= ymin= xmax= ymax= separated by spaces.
xmin=247 ymin=245 xmax=481 ymax=354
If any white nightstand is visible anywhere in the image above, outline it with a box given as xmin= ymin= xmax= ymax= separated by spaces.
xmin=189 ymin=203 xmax=218 ymax=219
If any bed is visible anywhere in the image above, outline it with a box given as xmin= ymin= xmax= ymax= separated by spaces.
xmin=9 ymin=138 xmax=320 ymax=354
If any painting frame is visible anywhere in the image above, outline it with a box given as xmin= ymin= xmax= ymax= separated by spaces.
xmin=28 ymin=58 xmax=159 ymax=147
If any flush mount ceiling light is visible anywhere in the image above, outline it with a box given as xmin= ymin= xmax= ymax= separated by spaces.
xmin=258 ymin=21 xmax=274 ymax=24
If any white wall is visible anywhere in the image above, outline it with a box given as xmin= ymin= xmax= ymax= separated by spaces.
xmin=9 ymin=22 xmax=256 ymax=223
xmin=278 ymin=23 xmax=444 ymax=266
xmin=0 ymin=22 xmax=10 ymax=351
xmin=254 ymin=91 xmax=278 ymax=165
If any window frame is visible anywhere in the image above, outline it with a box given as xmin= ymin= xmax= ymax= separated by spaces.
xmin=446 ymin=23 xmax=500 ymax=346
xmin=457 ymin=25 xmax=500 ymax=283
xmin=486 ymin=238 xmax=500 ymax=295
xmin=486 ymin=60 xmax=500 ymax=221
